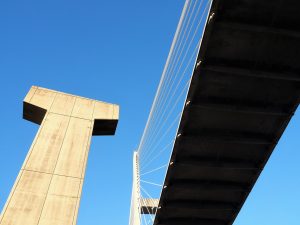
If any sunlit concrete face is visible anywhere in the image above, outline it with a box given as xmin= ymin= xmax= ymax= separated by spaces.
xmin=0 ymin=86 xmax=119 ymax=225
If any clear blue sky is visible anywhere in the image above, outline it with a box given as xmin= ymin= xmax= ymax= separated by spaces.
xmin=0 ymin=1 xmax=299 ymax=225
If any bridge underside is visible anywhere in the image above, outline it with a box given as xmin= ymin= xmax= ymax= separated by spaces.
xmin=154 ymin=0 xmax=300 ymax=225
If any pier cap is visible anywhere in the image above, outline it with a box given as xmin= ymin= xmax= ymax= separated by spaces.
xmin=23 ymin=86 xmax=119 ymax=135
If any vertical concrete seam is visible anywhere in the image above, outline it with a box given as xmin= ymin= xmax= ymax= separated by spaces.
xmin=35 ymin=93 xmax=75 ymax=225
xmin=81 ymin=100 xmax=96 ymax=179
xmin=71 ymin=100 xmax=96 ymax=225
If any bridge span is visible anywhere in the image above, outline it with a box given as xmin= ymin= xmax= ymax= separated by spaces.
xmin=130 ymin=0 xmax=300 ymax=225
xmin=154 ymin=0 xmax=300 ymax=225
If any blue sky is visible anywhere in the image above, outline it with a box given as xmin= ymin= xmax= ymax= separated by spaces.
xmin=0 ymin=1 xmax=299 ymax=225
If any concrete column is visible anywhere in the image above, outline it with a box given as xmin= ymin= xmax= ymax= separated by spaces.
xmin=130 ymin=152 xmax=141 ymax=225
xmin=0 ymin=86 xmax=119 ymax=225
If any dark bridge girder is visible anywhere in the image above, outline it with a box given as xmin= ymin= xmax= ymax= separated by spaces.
xmin=168 ymin=179 xmax=251 ymax=192
xmin=154 ymin=0 xmax=300 ymax=224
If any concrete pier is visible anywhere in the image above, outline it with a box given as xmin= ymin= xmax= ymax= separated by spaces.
xmin=0 ymin=86 xmax=119 ymax=225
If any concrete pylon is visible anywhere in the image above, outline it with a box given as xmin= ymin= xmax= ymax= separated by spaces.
xmin=129 ymin=152 xmax=141 ymax=225
xmin=0 ymin=86 xmax=119 ymax=225
xmin=129 ymin=152 xmax=158 ymax=225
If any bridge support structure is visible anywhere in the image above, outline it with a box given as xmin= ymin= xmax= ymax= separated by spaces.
xmin=0 ymin=86 xmax=119 ymax=225
xmin=129 ymin=152 xmax=158 ymax=225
